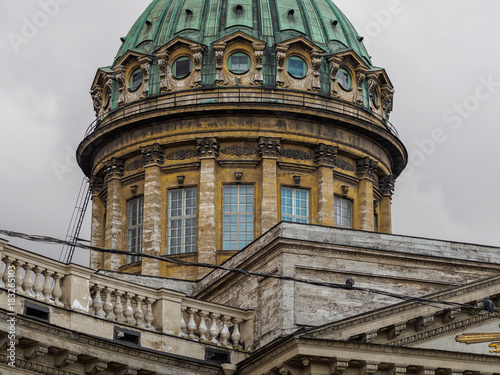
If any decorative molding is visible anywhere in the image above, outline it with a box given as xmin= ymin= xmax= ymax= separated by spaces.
xmin=330 ymin=358 xmax=350 ymax=374
xmin=311 ymin=52 xmax=323 ymax=92
xmin=275 ymin=45 xmax=289 ymax=87
xmin=253 ymin=44 xmax=265 ymax=84
xmin=333 ymin=158 xmax=355 ymax=172
xmin=221 ymin=145 xmax=258 ymax=156
xmin=139 ymin=56 xmax=152 ymax=96
xmin=55 ymin=351 xmax=78 ymax=368
xmin=259 ymin=137 xmax=281 ymax=158
xmin=104 ymin=158 xmax=124 ymax=180
xmin=157 ymin=51 xmax=171 ymax=92
xmin=140 ymin=143 xmax=164 ymax=166
xmin=387 ymin=323 xmax=407 ymax=339
xmin=125 ymin=159 xmax=146 ymax=172
xmin=214 ymin=45 xmax=225 ymax=85
xmin=84 ymin=359 xmax=108 ymax=374
xmin=165 ymin=149 xmax=199 ymax=161
xmin=356 ymin=157 xmax=378 ymax=179
xmin=355 ymin=68 xmax=366 ymax=106
xmin=114 ymin=65 xmax=126 ymax=106
xmin=0 ymin=354 xmax=79 ymax=375
xmin=415 ymin=315 xmax=435 ymax=332
xmin=91 ymin=89 xmax=102 ymax=117
xmin=360 ymin=362 xmax=379 ymax=375
xmin=197 ymin=138 xmax=219 ymax=158
xmin=314 ymin=144 xmax=337 ymax=166
xmin=24 ymin=343 xmax=49 ymax=360
xmin=280 ymin=148 xmax=312 ymax=161
xmin=190 ymin=45 xmax=204 ymax=87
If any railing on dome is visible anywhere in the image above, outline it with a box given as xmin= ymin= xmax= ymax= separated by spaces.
xmin=84 ymin=87 xmax=399 ymax=139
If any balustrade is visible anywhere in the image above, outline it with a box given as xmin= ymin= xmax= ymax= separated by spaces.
xmin=0 ymin=241 xmax=254 ymax=351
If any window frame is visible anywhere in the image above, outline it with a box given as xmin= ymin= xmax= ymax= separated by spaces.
xmin=129 ymin=68 xmax=144 ymax=92
xmin=337 ymin=67 xmax=352 ymax=91
xmin=286 ymin=56 xmax=308 ymax=79
xmin=281 ymin=186 xmax=310 ymax=224
xmin=126 ymin=196 xmax=144 ymax=264
xmin=334 ymin=195 xmax=353 ymax=228
xmin=172 ymin=56 xmax=193 ymax=79
xmin=222 ymin=184 xmax=255 ymax=251
xmin=167 ymin=187 xmax=198 ymax=255
xmin=228 ymin=52 xmax=251 ymax=75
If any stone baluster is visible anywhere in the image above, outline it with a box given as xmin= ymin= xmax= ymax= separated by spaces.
xmin=22 ymin=263 xmax=34 ymax=296
xmin=198 ymin=311 xmax=209 ymax=341
xmin=42 ymin=270 xmax=54 ymax=303
xmin=52 ymin=273 xmax=64 ymax=307
xmin=144 ymin=298 xmax=154 ymax=330
xmin=231 ymin=318 xmax=242 ymax=347
xmin=32 ymin=266 xmax=44 ymax=300
xmin=134 ymin=296 xmax=146 ymax=328
xmin=2 ymin=257 xmax=12 ymax=287
xmin=92 ymin=285 xmax=105 ymax=318
xmin=124 ymin=293 xmax=136 ymax=325
xmin=220 ymin=316 xmax=231 ymax=347
xmin=114 ymin=291 xmax=126 ymax=322
xmin=187 ymin=308 xmax=198 ymax=340
xmin=180 ymin=307 xmax=188 ymax=337
xmin=103 ymin=288 xmax=115 ymax=320
xmin=0 ymin=257 xmax=4 ymax=288
xmin=209 ymin=313 xmax=220 ymax=345
xmin=13 ymin=260 xmax=24 ymax=294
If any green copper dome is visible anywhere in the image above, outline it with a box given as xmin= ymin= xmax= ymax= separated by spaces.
xmin=115 ymin=0 xmax=372 ymax=66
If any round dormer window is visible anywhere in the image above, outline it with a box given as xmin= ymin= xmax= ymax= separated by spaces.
xmin=129 ymin=69 xmax=144 ymax=91
xmin=173 ymin=57 xmax=193 ymax=79
xmin=228 ymin=52 xmax=251 ymax=74
xmin=371 ymin=88 xmax=380 ymax=108
xmin=286 ymin=56 xmax=307 ymax=79
xmin=337 ymin=68 xmax=351 ymax=91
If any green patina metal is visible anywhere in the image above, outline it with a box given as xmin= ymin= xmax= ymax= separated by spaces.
xmin=114 ymin=0 xmax=372 ymax=66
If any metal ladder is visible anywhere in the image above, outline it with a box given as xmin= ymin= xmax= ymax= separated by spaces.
xmin=60 ymin=177 xmax=91 ymax=264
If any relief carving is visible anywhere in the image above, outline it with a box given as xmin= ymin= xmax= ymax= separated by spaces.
xmin=104 ymin=158 xmax=124 ymax=180
xmin=165 ymin=149 xmax=199 ymax=160
xmin=280 ymin=148 xmax=312 ymax=161
xmin=314 ymin=144 xmax=338 ymax=166
xmin=89 ymin=176 xmax=104 ymax=194
xmin=356 ymin=69 xmax=366 ymax=105
xmin=140 ymin=143 xmax=164 ymax=166
xmin=310 ymin=52 xmax=323 ymax=92
xmin=275 ymin=45 xmax=289 ymax=87
xmin=91 ymin=89 xmax=102 ymax=117
xmin=214 ymin=45 xmax=226 ymax=85
xmin=197 ymin=138 xmax=219 ymax=158
xmin=356 ymin=157 xmax=378 ymax=179
xmin=221 ymin=145 xmax=258 ymax=156
xmin=259 ymin=137 xmax=281 ymax=158
xmin=115 ymin=66 xmax=126 ymax=106
xmin=379 ymin=175 xmax=395 ymax=196
xmin=158 ymin=52 xmax=172 ymax=92
xmin=191 ymin=45 xmax=204 ymax=87
xmin=139 ymin=57 xmax=152 ymax=96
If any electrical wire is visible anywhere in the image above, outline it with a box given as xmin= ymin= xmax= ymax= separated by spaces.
xmin=0 ymin=229 xmax=498 ymax=316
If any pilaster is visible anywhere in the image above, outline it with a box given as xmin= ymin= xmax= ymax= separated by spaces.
xmin=141 ymin=144 xmax=164 ymax=277
xmin=89 ymin=176 xmax=104 ymax=269
xmin=104 ymin=158 xmax=124 ymax=271
xmin=259 ymin=137 xmax=280 ymax=233
xmin=197 ymin=138 xmax=219 ymax=274
xmin=356 ymin=157 xmax=377 ymax=231
xmin=315 ymin=144 xmax=337 ymax=227
xmin=379 ymin=175 xmax=395 ymax=234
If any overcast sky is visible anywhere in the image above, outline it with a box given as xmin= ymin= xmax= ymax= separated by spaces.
xmin=1 ymin=0 xmax=499 ymax=266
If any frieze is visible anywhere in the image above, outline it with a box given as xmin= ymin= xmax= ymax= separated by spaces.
xmin=125 ymin=159 xmax=145 ymax=172
xmin=0 ymin=354 xmax=78 ymax=375
xmin=221 ymin=145 xmax=258 ymax=156
xmin=279 ymin=148 xmax=312 ymax=161
xmin=165 ymin=149 xmax=199 ymax=160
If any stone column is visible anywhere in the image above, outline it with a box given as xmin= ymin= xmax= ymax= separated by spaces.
xmin=379 ymin=175 xmax=395 ymax=234
xmin=314 ymin=144 xmax=337 ymax=227
xmin=259 ymin=137 xmax=280 ymax=233
xmin=104 ymin=158 xmax=124 ymax=271
xmin=356 ymin=157 xmax=377 ymax=231
xmin=197 ymin=138 xmax=219 ymax=273
xmin=141 ymin=144 xmax=164 ymax=276
xmin=89 ymin=177 xmax=104 ymax=270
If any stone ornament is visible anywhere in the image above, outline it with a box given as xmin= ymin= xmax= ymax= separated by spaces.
xmin=356 ymin=68 xmax=366 ymax=106
xmin=197 ymin=138 xmax=220 ymax=158
xmin=89 ymin=176 xmax=104 ymax=194
xmin=356 ymin=157 xmax=378 ymax=179
xmin=280 ymin=148 xmax=312 ymax=161
xmin=258 ymin=137 xmax=281 ymax=158
xmin=114 ymin=65 xmax=126 ymax=106
xmin=379 ymin=175 xmax=395 ymax=196
xmin=213 ymin=31 xmax=267 ymax=87
xmin=165 ymin=149 xmax=199 ymax=160
xmin=104 ymin=158 xmax=124 ymax=180
xmin=328 ymin=55 xmax=342 ymax=98
xmin=314 ymin=144 xmax=338 ymax=166
xmin=91 ymin=89 xmax=102 ymax=117
xmin=221 ymin=145 xmax=258 ymax=156
xmin=139 ymin=56 xmax=152 ymax=97
xmin=140 ymin=143 xmax=164 ymax=166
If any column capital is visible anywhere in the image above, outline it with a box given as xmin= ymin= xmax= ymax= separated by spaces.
xmin=356 ymin=157 xmax=378 ymax=180
xmin=104 ymin=158 xmax=124 ymax=180
xmin=89 ymin=176 xmax=104 ymax=195
xmin=197 ymin=138 xmax=219 ymax=158
xmin=379 ymin=175 xmax=395 ymax=197
xmin=140 ymin=143 xmax=164 ymax=166
xmin=259 ymin=137 xmax=281 ymax=158
xmin=314 ymin=144 xmax=338 ymax=166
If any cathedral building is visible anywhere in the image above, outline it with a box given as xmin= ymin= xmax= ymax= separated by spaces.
xmin=1 ymin=0 xmax=500 ymax=374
